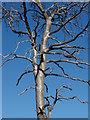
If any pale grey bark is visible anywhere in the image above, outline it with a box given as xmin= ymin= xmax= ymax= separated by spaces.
xmin=33 ymin=17 xmax=52 ymax=119
xmin=1 ymin=1 xmax=90 ymax=119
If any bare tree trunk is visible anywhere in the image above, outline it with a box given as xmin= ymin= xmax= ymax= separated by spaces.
xmin=1 ymin=1 xmax=90 ymax=119
xmin=33 ymin=17 xmax=52 ymax=119
xmin=35 ymin=70 xmax=46 ymax=119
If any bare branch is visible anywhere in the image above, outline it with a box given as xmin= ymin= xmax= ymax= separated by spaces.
xmin=49 ymin=36 xmax=60 ymax=43
xmin=16 ymin=70 xmax=33 ymax=86
xmin=14 ymin=39 xmax=32 ymax=54
xmin=27 ymin=8 xmax=44 ymax=18
xmin=0 ymin=54 xmax=33 ymax=68
xmin=44 ymin=96 xmax=50 ymax=111
xmin=18 ymin=84 xmax=35 ymax=96
xmin=47 ymin=84 xmax=87 ymax=117
xmin=45 ymin=73 xmax=90 ymax=85
xmin=9 ymin=17 xmax=28 ymax=35
xmin=58 ymin=95 xmax=88 ymax=104
xmin=44 ymin=83 xmax=48 ymax=93
xmin=0 ymin=56 xmax=15 ymax=68
xmin=32 ymin=0 xmax=48 ymax=19
xmin=52 ymin=61 xmax=69 ymax=76
xmin=49 ymin=21 xmax=89 ymax=49
xmin=50 ymin=2 xmax=89 ymax=35
xmin=57 ymin=85 xmax=72 ymax=93
xmin=47 ymin=59 xmax=90 ymax=66
xmin=47 ymin=88 xmax=60 ymax=117
xmin=23 ymin=2 xmax=32 ymax=38
xmin=47 ymin=45 xmax=86 ymax=52
xmin=2 ymin=6 xmax=29 ymax=35
xmin=45 ymin=51 xmax=77 ymax=60
xmin=34 ymin=15 xmax=40 ymax=40
xmin=64 ymin=26 xmax=73 ymax=37
xmin=2 ymin=2 xmax=89 ymax=119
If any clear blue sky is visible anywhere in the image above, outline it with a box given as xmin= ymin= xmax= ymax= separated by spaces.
xmin=1 ymin=2 xmax=89 ymax=118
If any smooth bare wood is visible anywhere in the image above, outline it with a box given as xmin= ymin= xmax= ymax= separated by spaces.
xmin=1 ymin=1 xmax=90 ymax=119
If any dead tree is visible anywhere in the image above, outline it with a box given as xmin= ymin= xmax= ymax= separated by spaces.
xmin=0 ymin=1 xmax=90 ymax=119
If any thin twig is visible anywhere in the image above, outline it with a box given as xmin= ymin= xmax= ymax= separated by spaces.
xmin=18 ymin=84 xmax=35 ymax=96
